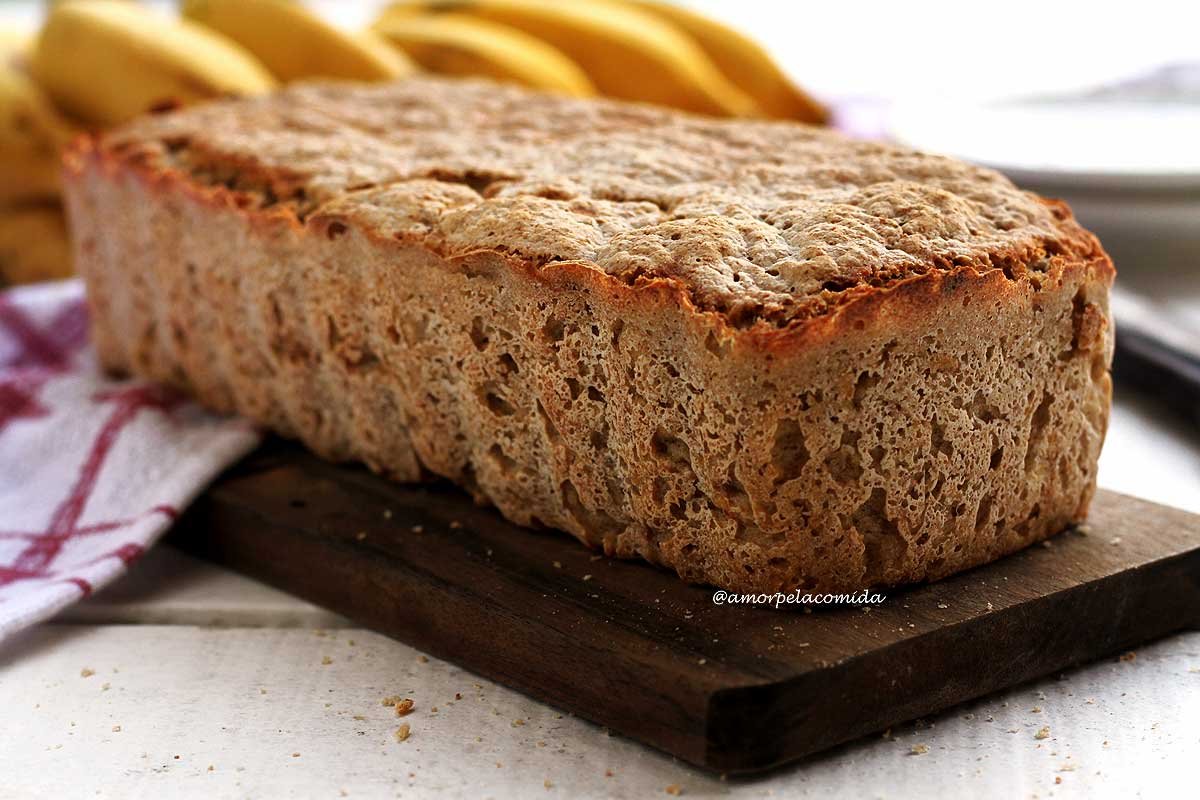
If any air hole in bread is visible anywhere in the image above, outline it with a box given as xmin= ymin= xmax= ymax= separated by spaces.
xmin=771 ymin=420 xmax=809 ymax=484
xmin=975 ymin=493 xmax=994 ymax=532
xmin=469 ymin=316 xmax=489 ymax=351
xmin=1025 ymin=392 xmax=1053 ymax=472
xmin=480 ymin=385 xmax=515 ymax=417
xmin=488 ymin=444 xmax=518 ymax=476
xmin=825 ymin=430 xmax=863 ymax=484
xmin=542 ymin=317 xmax=566 ymax=343
xmin=650 ymin=428 xmax=691 ymax=468
xmin=534 ymin=399 xmax=559 ymax=442
xmin=561 ymin=480 xmax=623 ymax=539
xmin=855 ymin=488 xmax=905 ymax=584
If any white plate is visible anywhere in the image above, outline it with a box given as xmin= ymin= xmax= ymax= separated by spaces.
xmin=889 ymin=101 xmax=1200 ymax=193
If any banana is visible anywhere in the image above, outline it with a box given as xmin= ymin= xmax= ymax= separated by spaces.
xmin=183 ymin=0 xmax=415 ymax=83
xmin=378 ymin=0 xmax=758 ymax=116
xmin=0 ymin=34 xmax=78 ymax=204
xmin=30 ymin=0 xmax=276 ymax=126
xmin=621 ymin=0 xmax=827 ymax=123
xmin=373 ymin=14 xmax=593 ymax=96
xmin=0 ymin=204 xmax=73 ymax=285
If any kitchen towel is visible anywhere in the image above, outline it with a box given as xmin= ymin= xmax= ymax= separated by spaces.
xmin=0 ymin=279 xmax=261 ymax=643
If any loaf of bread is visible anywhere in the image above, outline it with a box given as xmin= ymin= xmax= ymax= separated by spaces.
xmin=63 ymin=78 xmax=1114 ymax=593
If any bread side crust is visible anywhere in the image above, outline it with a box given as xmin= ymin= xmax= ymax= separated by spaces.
xmin=65 ymin=135 xmax=1114 ymax=592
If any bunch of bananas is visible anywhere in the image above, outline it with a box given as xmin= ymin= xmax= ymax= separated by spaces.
xmin=1 ymin=0 xmax=824 ymax=286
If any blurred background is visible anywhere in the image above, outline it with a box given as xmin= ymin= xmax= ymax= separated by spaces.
xmin=2 ymin=0 xmax=1198 ymax=504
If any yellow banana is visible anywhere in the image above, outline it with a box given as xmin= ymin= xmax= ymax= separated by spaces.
xmin=373 ymin=14 xmax=593 ymax=96
xmin=621 ymin=0 xmax=827 ymax=123
xmin=183 ymin=0 xmax=415 ymax=83
xmin=0 ymin=204 xmax=73 ymax=285
xmin=379 ymin=0 xmax=759 ymax=116
xmin=30 ymin=0 xmax=275 ymax=126
xmin=0 ymin=38 xmax=78 ymax=203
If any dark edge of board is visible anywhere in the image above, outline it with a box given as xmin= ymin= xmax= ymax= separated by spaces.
xmin=168 ymin=441 xmax=1200 ymax=774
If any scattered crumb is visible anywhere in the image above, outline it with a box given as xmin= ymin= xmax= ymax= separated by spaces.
xmin=411 ymin=525 xmax=424 ymax=534
xmin=80 ymin=668 xmax=95 ymax=678
xmin=1120 ymin=651 xmax=1137 ymax=663
xmin=395 ymin=698 xmax=414 ymax=717
xmin=208 ymin=765 xmax=214 ymax=772
xmin=537 ymin=740 xmax=546 ymax=748
xmin=512 ymin=719 xmax=525 ymax=727
xmin=292 ymin=752 xmax=301 ymax=758
xmin=582 ymin=574 xmax=593 ymax=581
xmin=1035 ymin=727 xmax=1051 ymax=740
xmin=432 ymin=706 xmax=439 ymax=713
xmin=986 ymin=602 xmax=994 ymax=611
xmin=449 ymin=521 xmax=462 ymax=529
xmin=665 ymin=785 xmax=682 ymax=796
xmin=1056 ymin=776 xmax=1062 ymax=785
xmin=1110 ymin=536 xmax=1122 ymax=545
xmin=260 ymin=689 xmax=267 ymax=695
xmin=881 ymin=728 xmax=892 ymax=739
xmin=544 ymin=779 xmax=553 ymax=789
xmin=395 ymin=724 xmax=411 ymax=742
xmin=454 ymin=693 xmax=462 ymax=701
xmin=910 ymin=744 xmax=929 ymax=755
xmin=111 ymin=725 xmax=121 ymax=732
xmin=605 ymin=769 xmax=613 ymax=778
xmin=353 ymin=715 xmax=366 ymax=721
xmin=697 ymin=658 xmax=707 ymax=665
xmin=383 ymin=509 xmax=393 ymax=519
xmin=382 ymin=696 xmax=402 ymax=707
xmin=937 ymin=603 xmax=949 ymax=610
xmin=355 ymin=532 xmax=367 ymax=541
xmin=322 ymin=656 xmax=333 ymax=666
xmin=418 ymin=655 xmax=429 ymax=664
xmin=1032 ymin=706 xmax=1042 ymax=713
xmin=101 ymin=682 xmax=111 ymax=691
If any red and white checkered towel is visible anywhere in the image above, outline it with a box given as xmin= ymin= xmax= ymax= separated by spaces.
xmin=0 ymin=280 xmax=261 ymax=643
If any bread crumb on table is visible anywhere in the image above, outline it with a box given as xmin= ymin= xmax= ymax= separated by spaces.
xmin=395 ymin=724 xmax=411 ymax=742
xmin=1120 ymin=651 xmax=1137 ymax=663
xmin=395 ymin=698 xmax=414 ymax=716
xmin=321 ymin=656 xmax=333 ymax=666
xmin=1035 ymin=726 xmax=1051 ymax=740
xmin=111 ymin=725 xmax=121 ymax=732
xmin=80 ymin=668 xmax=95 ymax=678
xmin=544 ymin=779 xmax=553 ymax=789
xmin=910 ymin=744 xmax=929 ymax=755
xmin=665 ymin=785 xmax=683 ymax=796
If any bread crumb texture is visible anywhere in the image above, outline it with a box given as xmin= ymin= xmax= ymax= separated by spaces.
xmin=67 ymin=77 xmax=1114 ymax=593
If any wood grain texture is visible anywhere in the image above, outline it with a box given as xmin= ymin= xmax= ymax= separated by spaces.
xmin=169 ymin=440 xmax=1200 ymax=773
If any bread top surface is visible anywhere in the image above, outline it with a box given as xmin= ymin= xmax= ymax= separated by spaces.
xmin=87 ymin=77 xmax=1108 ymax=330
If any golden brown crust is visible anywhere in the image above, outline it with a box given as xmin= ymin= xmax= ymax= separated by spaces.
xmin=69 ymin=77 xmax=1110 ymax=335
xmin=63 ymin=78 xmax=1115 ymax=592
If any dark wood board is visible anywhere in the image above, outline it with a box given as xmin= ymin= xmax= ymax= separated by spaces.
xmin=168 ymin=439 xmax=1200 ymax=774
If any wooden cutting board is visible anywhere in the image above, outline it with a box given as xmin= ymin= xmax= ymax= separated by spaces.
xmin=169 ymin=439 xmax=1200 ymax=774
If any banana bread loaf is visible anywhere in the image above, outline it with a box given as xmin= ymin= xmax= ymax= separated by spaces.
xmin=63 ymin=77 xmax=1114 ymax=593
